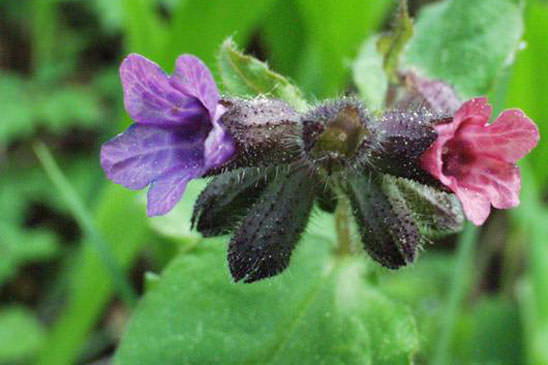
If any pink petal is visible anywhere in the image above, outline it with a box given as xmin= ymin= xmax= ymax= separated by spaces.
xmin=420 ymin=122 xmax=456 ymax=187
xmin=120 ymin=54 xmax=206 ymax=126
xmin=453 ymin=186 xmax=492 ymax=226
xmin=419 ymin=98 xmax=491 ymax=180
xmin=147 ymin=168 xmax=202 ymax=216
xmin=459 ymin=108 xmax=539 ymax=163
xmin=453 ymin=97 xmax=492 ymax=128
xmin=458 ymin=156 xmax=521 ymax=210
xmin=171 ymin=55 xmax=219 ymax=120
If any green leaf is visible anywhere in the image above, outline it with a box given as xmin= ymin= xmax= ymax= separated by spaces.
xmin=218 ymin=39 xmax=308 ymax=111
xmin=0 ymin=306 xmax=46 ymax=364
xmin=352 ymin=35 xmax=388 ymax=111
xmin=506 ymin=1 xmax=548 ymax=188
xmin=115 ymin=236 xmax=418 ymax=364
xmin=405 ymin=0 xmax=523 ymax=98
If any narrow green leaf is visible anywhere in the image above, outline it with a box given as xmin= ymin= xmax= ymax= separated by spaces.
xmin=36 ymin=185 xmax=152 ymax=365
xmin=377 ymin=0 xmax=414 ymax=83
xmin=115 ymin=236 xmax=419 ymax=364
xmin=33 ymin=142 xmax=137 ymax=307
xmin=218 ymin=39 xmax=308 ymax=111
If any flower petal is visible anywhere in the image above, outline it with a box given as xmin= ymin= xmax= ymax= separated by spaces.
xmin=171 ymin=55 xmax=219 ymax=120
xmin=458 ymin=156 xmax=521 ymax=210
xmin=459 ymin=108 xmax=539 ymax=163
xmin=453 ymin=97 xmax=492 ymax=127
xmin=146 ymin=168 xmax=202 ymax=216
xmin=453 ymin=185 xmax=492 ymax=226
xmin=120 ymin=54 xmax=206 ymax=126
xmin=203 ymin=105 xmax=235 ymax=170
xmin=100 ymin=124 xmax=206 ymax=190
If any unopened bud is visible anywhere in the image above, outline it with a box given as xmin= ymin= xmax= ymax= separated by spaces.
xmin=219 ymin=97 xmax=302 ymax=169
xmin=302 ymin=99 xmax=369 ymax=174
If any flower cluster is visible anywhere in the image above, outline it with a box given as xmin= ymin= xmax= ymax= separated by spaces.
xmin=101 ymin=53 xmax=539 ymax=282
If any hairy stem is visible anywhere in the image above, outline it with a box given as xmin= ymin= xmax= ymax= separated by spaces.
xmin=335 ymin=196 xmax=353 ymax=255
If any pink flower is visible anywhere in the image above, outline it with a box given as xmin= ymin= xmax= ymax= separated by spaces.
xmin=420 ymin=98 xmax=539 ymax=225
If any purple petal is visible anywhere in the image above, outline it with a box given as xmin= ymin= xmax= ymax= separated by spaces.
xmin=171 ymin=55 xmax=219 ymax=120
xmin=147 ymin=168 xmax=202 ymax=216
xmin=100 ymin=124 xmax=206 ymax=190
xmin=203 ymin=105 xmax=236 ymax=170
xmin=120 ymin=54 xmax=207 ymax=126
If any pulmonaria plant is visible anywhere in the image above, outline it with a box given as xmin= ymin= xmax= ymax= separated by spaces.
xmin=101 ymin=53 xmax=539 ymax=283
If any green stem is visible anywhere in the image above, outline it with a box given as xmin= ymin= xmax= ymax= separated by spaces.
xmin=432 ymin=223 xmax=478 ymax=365
xmin=335 ymin=197 xmax=353 ymax=255
xmin=33 ymin=141 xmax=137 ymax=308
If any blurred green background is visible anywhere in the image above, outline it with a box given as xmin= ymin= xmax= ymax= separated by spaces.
xmin=0 ymin=0 xmax=547 ymax=364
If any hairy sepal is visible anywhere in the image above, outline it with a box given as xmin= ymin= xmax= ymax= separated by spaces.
xmin=346 ymin=173 xmax=420 ymax=269
xmin=228 ymin=167 xmax=316 ymax=283
xmin=192 ymin=168 xmax=271 ymax=237
xmin=380 ymin=175 xmax=464 ymax=238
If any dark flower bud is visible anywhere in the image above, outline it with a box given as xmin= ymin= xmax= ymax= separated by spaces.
xmin=192 ymin=168 xmax=271 ymax=237
xmin=218 ymin=97 xmax=303 ymax=170
xmin=345 ymin=173 xmax=420 ymax=269
xmin=228 ymin=167 xmax=317 ymax=283
xmin=363 ymin=108 xmax=448 ymax=188
xmin=399 ymin=70 xmax=461 ymax=115
xmin=301 ymin=98 xmax=370 ymax=175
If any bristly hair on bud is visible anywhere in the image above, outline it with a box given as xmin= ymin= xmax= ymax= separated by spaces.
xmin=194 ymin=96 xmax=463 ymax=282
xmin=216 ymin=97 xmax=303 ymax=171
xmin=301 ymin=98 xmax=371 ymax=175
xmin=362 ymin=107 xmax=449 ymax=188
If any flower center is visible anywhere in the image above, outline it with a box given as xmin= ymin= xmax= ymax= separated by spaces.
xmin=441 ymin=139 xmax=476 ymax=177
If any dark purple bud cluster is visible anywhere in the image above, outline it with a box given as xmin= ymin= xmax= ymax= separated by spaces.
xmin=192 ymin=96 xmax=463 ymax=282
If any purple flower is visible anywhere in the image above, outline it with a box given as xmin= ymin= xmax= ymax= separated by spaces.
xmin=100 ymin=54 xmax=235 ymax=216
